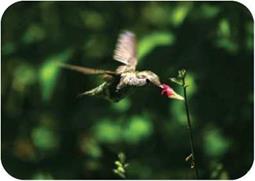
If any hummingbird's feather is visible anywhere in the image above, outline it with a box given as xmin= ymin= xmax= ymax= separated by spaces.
xmin=113 ymin=31 xmax=137 ymax=70
xmin=78 ymin=82 xmax=109 ymax=97
xmin=59 ymin=63 xmax=117 ymax=75
xmin=78 ymin=78 xmax=129 ymax=102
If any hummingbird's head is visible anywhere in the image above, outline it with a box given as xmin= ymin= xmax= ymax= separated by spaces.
xmin=138 ymin=71 xmax=161 ymax=87
xmin=160 ymin=84 xmax=184 ymax=101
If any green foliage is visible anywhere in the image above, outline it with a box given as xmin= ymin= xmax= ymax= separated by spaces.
xmin=32 ymin=125 xmax=59 ymax=151
xmin=93 ymin=115 xmax=152 ymax=144
xmin=215 ymin=19 xmax=238 ymax=53
xmin=170 ymin=2 xmax=192 ymax=26
xmin=200 ymin=4 xmax=220 ymax=19
xmin=80 ymin=137 xmax=102 ymax=158
xmin=22 ymin=24 xmax=46 ymax=44
xmin=1 ymin=1 xmax=253 ymax=179
xmin=32 ymin=172 xmax=53 ymax=179
xmin=138 ymin=32 xmax=175 ymax=60
xmin=113 ymin=152 xmax=129 ymax=178
xmin=93 ymin=119 xmax=122 ymax=144
xmin=39 ymin=50 xmax=72 ymax=101
xmin=204 ymin=129 xmax=230 ymax=158
xmin=80 ymin=10 xmax=105 ymax=30
xmin=111 ymin=98 xmax=131 ymax=112
xmin=13 ymin=64 xmax=36 ymax=92
xmin=123 ymin=115 xmax=153 ymax=144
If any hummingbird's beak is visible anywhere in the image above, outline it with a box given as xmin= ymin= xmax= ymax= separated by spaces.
xmin=160 ymin=84 xmax=184 ymax=101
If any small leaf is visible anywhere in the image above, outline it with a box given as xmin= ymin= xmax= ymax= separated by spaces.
xmin=117 ymin=166 xmax=125 ymax=173
xmin=113 ymin=169 xmax=118 ymax=174
xmin=138 ymin=32 xmax=175 ymax=60
xmin=117 ymin=172 xmax=126 ymax=179
xmin=118 ymin=152 xmax=126 ymax=163
xmin=170 ymin=77 xmax=182 ymax=85
xmin=39 ymin=50 xmax=72 ymax=101
xmin=178 ymin=69 xmax=186 ymax=78
xmin=114 ymin=161 xmax=122 ymax=167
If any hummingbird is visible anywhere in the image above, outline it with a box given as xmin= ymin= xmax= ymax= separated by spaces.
xmin=59 ymin=31 xmax=183 ymax=102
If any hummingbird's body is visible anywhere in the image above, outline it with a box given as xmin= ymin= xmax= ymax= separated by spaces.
xmin=60 ymin=31 xmax=162 ymax=102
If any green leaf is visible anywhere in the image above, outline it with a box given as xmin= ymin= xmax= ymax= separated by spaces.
xmin=200 ymin=4 xmax=220 ymax=19
xmin=31 ymin=126 xmax=59 ymax=151
xmin=39 ymin=50 xmax=72 ymax=101
xmin=112 ymin=98 xmax=131 ymax=112
xmin=13 ymin=64 xmax=36 ymax=92
xmin=170 ymin=3 xmax=192 ymax=26
xmin=218 ymin=19 xmax=231 ymax=37
xmin=32 ymin=172 xmax=53 ymax=179
xmin=93 ymin=119 xmax=122 ymax=143
xmin=22 ymin=24 xmax=45 ymax=44
xmin=204 ymin=129 xmax=230 ymax=158
xmin=118 ymin=152 xmax=126 ymax=163
xmin=114 ymin=161 xmax=122 ymax=167
xmin=123 ymin=116 xmax=153 ymax=144
xmin=138 ymin=32 xmax=175 ymax=60
xmin=80 ymin=138 xmax=102 ymax=158
xmin=170 ymin=77 xmax=182 ymax=86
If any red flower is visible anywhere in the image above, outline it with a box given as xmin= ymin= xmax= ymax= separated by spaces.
xmin=160 ymin=84 xmax=174 ymax=97
xmin=160 ymin=83 xmax=184 ymax=100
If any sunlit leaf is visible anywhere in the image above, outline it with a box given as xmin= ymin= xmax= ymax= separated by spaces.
xmin=39 ymin=50 xmax=72 ymax=101
xmin=169 ymin=3 xmax=192 ymax=26
xmin=22 ymin=24 xmax=45 ymax=44
xmin=204 ymin=129 xmax=230 ymax=157
xmin=185 ymin=73 xmax=197 ymax=97
xmin=80 ymin=137 xmax=102 ymax=158
xmin=13 ymin=64 xmax=36 ymax=92
xmin=80 ymin=10 xmax=105 ymax=30
xmin=112 ymin=98 xmax=131 ymax=112
xmin=31 ymin=126 xmax=59 ymax=151
xmin=218 ymin=19 xmax=231 ymax=37
xmin=32 ymin=172 xmax=53 ymax=179
xmin=138 ymin=32 xmax=175 ymax=60
xmin=200 ymin=4 xmax=220 ymax=18
xmin=123 ymin=116 xmax=153 ymax=144
xmin=142 ymin=3 xmax=169 ymax=26
xmin=170 ymin=100 xmax=186 ymax=125
xmin=216 ymin=38 xmax=238 ymax=53
xmin=93 ymin=119 xmax=122 ymax=143
xmin=215 ymin=19 xmax=238 ymax=53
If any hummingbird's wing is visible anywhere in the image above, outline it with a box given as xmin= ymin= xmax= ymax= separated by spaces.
xmin=113 ymin=31 xmax=137 ymax=70
xmin=58 ymin=63 xmax=117 ymax=76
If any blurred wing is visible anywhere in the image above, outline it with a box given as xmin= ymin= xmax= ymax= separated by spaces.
xmin=113 ymin=31 xmax=137 ymax=69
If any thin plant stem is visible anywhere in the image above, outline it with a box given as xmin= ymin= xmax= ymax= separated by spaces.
xmin=182 ymin=77 xmax=199 ymax=179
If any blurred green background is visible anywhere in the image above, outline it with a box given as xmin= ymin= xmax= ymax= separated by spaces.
xmin=1 ymin=1 xmax=253 ymax=179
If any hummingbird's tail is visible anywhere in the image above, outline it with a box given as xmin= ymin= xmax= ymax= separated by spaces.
xmin=58 ymin=63 xmax=117 ymax=75
xmin=77 ymin=82 xmax=109 ymax=97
